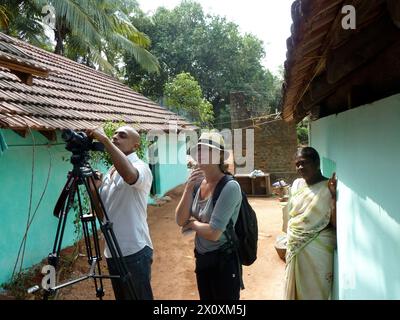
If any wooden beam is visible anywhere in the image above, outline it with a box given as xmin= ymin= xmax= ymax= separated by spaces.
xmin=0 ymin=57 xmax=49 ymax=79
xmin=13 ymin=129 xmax=28 ymax=138
xmin=327 ymin=13 xmax=400 ymax=84
xmin=308 ymin=39 xmax=400 ymax=118
xmin=301 ymin=73 xmax=335 ymax=111
xmin=39 ymin=130 xmax=56 ymax=142
xmin=310 ymin=105 xmax=321 ymax=121
xmin=12 ymin=71 xmax=33 ymax=85
xmin=331 ymin=0 xmax=386 ymax=48
xmin=299 ymin=15 xmax=400 ymax=112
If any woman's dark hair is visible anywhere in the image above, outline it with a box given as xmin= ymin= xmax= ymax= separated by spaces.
xmin=219 ymin=151 xmax=231 ymax=175
xmin=296 ymin=147 xmax=320 ymax=166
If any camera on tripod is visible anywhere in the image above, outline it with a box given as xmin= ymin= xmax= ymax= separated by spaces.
xmin=27 ymin=127 xmax=138 ymax=300
xmin=61 ymin=129 xmax=104 ymax=154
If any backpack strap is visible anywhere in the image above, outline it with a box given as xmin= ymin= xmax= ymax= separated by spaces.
xmin=212 ymin=174 xmax=239 ymax=249
xmin=215 ymin=178 xmax=244 ymax=290
xmin=212 ymin=174 xmax=234 ymax=207
xmin=211 ymin=175 xmax=245 ymax=289
xmin=193 ymin=175 xmax=234 ymax=204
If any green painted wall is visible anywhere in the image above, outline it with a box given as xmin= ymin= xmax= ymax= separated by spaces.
xmin=310 ymin=93 xmax=400 ymax=299
xmin=0 ymin=130 xmax=79 ymax=285
xmin=0 ymin=130 xmax=188 ymax=286
xmin=152 ymin=138 xmax=188 ymax=196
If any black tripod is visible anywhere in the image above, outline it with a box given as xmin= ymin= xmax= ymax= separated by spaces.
xmin=29 ymin=136 xmax=138 ymax=300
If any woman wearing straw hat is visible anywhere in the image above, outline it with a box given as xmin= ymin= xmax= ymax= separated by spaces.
xmin=175 ymin=131 xmax=242 ymax=300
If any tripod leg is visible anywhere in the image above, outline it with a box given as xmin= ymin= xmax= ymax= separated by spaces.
xmin=76 ymin=188 xmax=93 ymax=262
xmin=50 ymin=174 xmax=75 ymax=266
xmin=100 ymin=223 xmax=138 ymax=300
xmin=55 ymin=177 xmax=78 ymax=259
xmin=77 ymin=185 xmax=105 ymax=299
xmin=90 ymin=219 xmax=105 ymax=299
xmin=44 ymin=175 xmax=78 ymax=299
xmin=84 ymin=175 xmax=138 ymax=300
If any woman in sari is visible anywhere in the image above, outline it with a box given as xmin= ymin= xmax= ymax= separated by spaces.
xmin=284 ymin=147 xmax=337 ymax=300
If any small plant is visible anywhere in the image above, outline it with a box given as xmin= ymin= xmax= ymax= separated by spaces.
xmin=1 ymin=245 xmax=81 ymax=300
xmin=1 ymin=265 xmax=43 ymax=300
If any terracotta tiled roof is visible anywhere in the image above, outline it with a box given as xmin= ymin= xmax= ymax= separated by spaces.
xmin=0 ymin=33 xmax=196 ymax=132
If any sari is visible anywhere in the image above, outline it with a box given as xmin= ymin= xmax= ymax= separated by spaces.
xmin=284 ymin=178 xmax=336 ymax=300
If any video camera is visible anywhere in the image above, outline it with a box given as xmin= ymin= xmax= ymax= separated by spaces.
xmin=61 ymin=129 xmax=104 ymax=154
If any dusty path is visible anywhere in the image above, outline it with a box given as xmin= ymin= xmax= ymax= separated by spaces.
xmin=57 ymin=185 xmax=286 ymax=300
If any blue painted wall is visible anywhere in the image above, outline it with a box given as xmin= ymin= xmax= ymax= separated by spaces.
xmin=310 ymin=93 xmax=400 ymax=299
xmin=152 ymin=137 xmax=188 ymax=196
xmin=0 ymin=130 xmax=78 ymax=285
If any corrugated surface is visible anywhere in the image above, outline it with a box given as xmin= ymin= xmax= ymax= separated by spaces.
xmin=0 ymin=33 xmax=195 ymax=132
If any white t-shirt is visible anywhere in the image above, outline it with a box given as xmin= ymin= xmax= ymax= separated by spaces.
xmin=100 ymin=152 xmax=153 ymax=258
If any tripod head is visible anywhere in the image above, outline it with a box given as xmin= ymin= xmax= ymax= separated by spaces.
xmin=61 ymin=129 xmax=104 ymax=168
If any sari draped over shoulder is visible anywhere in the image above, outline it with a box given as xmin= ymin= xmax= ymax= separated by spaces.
xmin=284 ymin=178 xmax=336 ymax=300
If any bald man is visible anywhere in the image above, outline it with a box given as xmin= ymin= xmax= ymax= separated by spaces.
xmin=88 ymin=126 xmax=154 ymax=300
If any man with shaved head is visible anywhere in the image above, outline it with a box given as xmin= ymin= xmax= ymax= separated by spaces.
xmin=88 ymin=125 xmax=154 ymax=300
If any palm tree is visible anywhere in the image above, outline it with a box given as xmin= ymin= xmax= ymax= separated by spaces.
xmin=1 ymin=0 xmax=159 ymax=74
xmin=45 ymin=0 xmax=159 ymax=74
xmin=0 ymin=1 xmax=50 ymax=49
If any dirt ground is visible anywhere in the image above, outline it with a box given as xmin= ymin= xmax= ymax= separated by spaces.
xmin=42 ymin=185 xmax=287 ymax=300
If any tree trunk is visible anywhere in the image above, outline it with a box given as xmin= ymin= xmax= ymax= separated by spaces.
xmin=54 ymin=21 xmax=65 ymax=55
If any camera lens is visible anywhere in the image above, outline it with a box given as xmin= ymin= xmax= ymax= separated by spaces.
xmin=61 ymin=129 xmax=74 ymax=142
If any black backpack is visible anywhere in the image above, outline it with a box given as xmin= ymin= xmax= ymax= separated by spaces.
xmin=194 ymin=175 xmax=258 ymax=266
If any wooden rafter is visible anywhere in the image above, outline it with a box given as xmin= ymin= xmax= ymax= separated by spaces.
xmin=12 ymin=129 xmax=28 ymax=138
xmin=39 ymin=130 xmax=56 ymax=141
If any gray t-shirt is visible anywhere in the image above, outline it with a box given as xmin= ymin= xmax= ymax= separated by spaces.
xmin=191 ymin=180 xmax=242 ymax=254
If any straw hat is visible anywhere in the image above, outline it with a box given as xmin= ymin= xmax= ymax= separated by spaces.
xmin=191 ymin=131 xmax=230 ymax=161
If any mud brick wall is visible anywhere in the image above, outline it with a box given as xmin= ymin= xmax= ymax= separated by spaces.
xmin=230 ymin=92 xmax=299 ymax=185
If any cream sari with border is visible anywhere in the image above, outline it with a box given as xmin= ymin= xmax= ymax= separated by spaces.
xmin=284 ymin=178 xmax=336 ymax=300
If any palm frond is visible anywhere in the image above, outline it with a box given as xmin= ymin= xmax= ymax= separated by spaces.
xmin=88 ymin=48 xmax=114 ymax=74
xmin=108 ymin=32 xmax=159 ymax=73
xmin=49 ymin=0 xmax=103 ymax=45
xmin=0 ymin=5 xmax=9 ymax=29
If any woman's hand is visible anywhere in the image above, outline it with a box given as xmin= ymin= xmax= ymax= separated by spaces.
xmin=328 ymin=172 xmax=337 ymax=200
xmin=181 ymin=219 xmax=196 ymax=233
xmin=328 ymin=172 xmax=337 ymax=228
xmin=185 ymin=168 xmax=204 ymax=191
xmin=176 ymin=170 xmax=204 ymax=227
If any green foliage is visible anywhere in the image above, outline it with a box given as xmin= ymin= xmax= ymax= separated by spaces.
xmin=136 ymin=133 xmax=149 ymax=161
xmin=90 ymin=121 xmax=148 ymax=168
xmin=0 ymin=5 xmax=9 ymax=29
xmin=125 ymin=1 xmax=282 ymax=127
xmin=0 ymin=0 xmax=52 ymax=50
xmin=164 ymin=72 xmax=214 ymax=127
xmin=1 ymin=0 xmax=158 ymax=75
xmin=297 ymin=125 xmax=309 ymax=146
